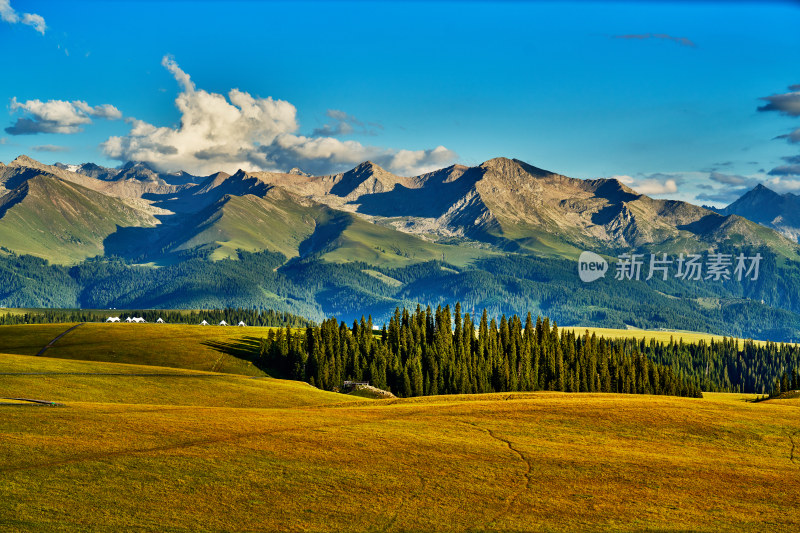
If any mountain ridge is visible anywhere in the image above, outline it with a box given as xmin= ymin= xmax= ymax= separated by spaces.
xmin=2 ymin=154 xmax=800 ymax=340
xmin=3 ymin=154 xmax=795 ymax=263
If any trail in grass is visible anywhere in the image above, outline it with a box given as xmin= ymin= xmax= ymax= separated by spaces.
xmin=462 ymin=421 xmax=533 ymax=530
xmin=35 ymin=323 xmax=84 ymax=356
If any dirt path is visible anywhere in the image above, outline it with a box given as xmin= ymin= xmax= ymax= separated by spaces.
xmin=461 ymin=421 xmax=534 ymax=530
xmin=36 ymin=323 xmax=84 ymax=356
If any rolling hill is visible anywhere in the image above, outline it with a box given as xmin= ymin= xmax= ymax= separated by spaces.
xmin=1 ymin=347 xmax=798 ymax=532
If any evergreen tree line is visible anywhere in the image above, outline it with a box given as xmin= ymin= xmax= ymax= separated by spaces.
xmin=259 ymin=303 xmax=705 ymax=398
xmin=768 ymin=368 xmax=799 ymax=397
xmin=0 ymin=307 xmax=312 ymax=328
xmin=638 ymin=336 xmax=800 ymax=395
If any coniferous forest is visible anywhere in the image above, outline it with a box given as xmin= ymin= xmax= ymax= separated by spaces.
xmin=261 ymin=303 xmax=703 ymax=398
xmin=260 ymin=303 xmax=800 ymax=398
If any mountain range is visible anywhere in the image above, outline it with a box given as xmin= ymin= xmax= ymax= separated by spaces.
xmin=2 ymin=154 xmax=800 ymax=340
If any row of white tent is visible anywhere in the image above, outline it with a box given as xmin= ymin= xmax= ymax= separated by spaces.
xmin=106 ymin=316 xmax=247 ymax=326
xmin=106 ymin=316 xmax=149 ymax=323
xmin=200 ymin=320 xmax=247 ymax=327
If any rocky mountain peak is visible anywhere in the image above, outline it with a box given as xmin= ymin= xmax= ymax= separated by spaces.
xmin=479 ymin=157 xmax=555 ymax=181
xmin=748 ymin=183 xmax=780 ymax=198
xmin=351 ymin=160 xmax=387 ymax=175
xmin=288 ymin=167 xmax=311 ymax=177
xmin=121 ymin=161 xmax=157 ymax=172
xmin=328 ymin=160 xmax=403 ymax=199
xmin=9 ymin=155 xmax=45 ymax=169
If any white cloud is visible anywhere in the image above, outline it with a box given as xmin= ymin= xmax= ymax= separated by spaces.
xmin=0 ymin=0 xmax=15 ymax=22
xmin=21 ymin=12 xmax=44 ymax=34
xmin=102 ymin=56 xmax=458 ymax=176
xmin=635 ymin=178 xmax=678 ymax=195
xmin=610 ymin=174 xmax=635 ymax=185
xmin=387 ymin=146 xmax=457 ymax=176
xmin=73 ymin=101 xmax=122 ymax=120
xmin=0 ymin=0 xmax=45 ymax=34
xmin=6 ymin=97 xmax=122 ymax=135
xmin=161 ymin=56 xmax=194 ymax=93
xmin=610 ymin=174 xmax=678 ymax=195
xmin=606 ymin=171 xmax=738 ymax=205
xmin=765 ymin=175 xmax=800 ymax=192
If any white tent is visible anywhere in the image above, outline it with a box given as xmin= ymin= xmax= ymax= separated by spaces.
xmin=237 ymin=321 xmax=246 ymax=327
xmin=156 ymin=318 xmax=164 ymax=323
xmin=199 ymin=320 xmax=209 ymax=326
xmin=219 ymin=320 xmax=228 ymax=326
xmin=106 ymin=317 xmax=120 ymax=323
xmin=125 ymin=317 xmax=134 ymax=323
xmin=133 ymin=317 xmax=145 ymax=323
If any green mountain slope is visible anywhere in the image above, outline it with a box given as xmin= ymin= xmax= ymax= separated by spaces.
xmin=319 ymin=215 xmax=493 ymax=268
xmin=0 ymin=174 xmax=156 ymax=264
xmin=171 ymin=189 xmax=331 ymax=261
xmin=148 ymin=179 xmax=494 ymax=267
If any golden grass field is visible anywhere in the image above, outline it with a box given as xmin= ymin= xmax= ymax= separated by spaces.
xmin=0 ymin=322 xmax=272 ymax=375
xmin=563 ymin=326 xmax=790 ymax=348
xmin=1 ymin=324 xmax=800 ymax=532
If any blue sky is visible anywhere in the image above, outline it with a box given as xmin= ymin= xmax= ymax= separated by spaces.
xmin=1 ymin=0 xmax=799 ymax=206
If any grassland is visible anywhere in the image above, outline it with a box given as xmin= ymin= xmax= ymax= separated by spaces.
xmin=563 ymin=326 xmax=790 ymax=348
xmin=0 ymin=353 xmax=358 ymax=409
xmin=1 ymin=345 xmax=799 ymax=532
xmin=0 ymin=322 xmax=273 ymax=375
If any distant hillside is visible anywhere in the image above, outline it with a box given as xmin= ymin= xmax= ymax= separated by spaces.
xmin=0 ymin=168 xmax=157 ymax=263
